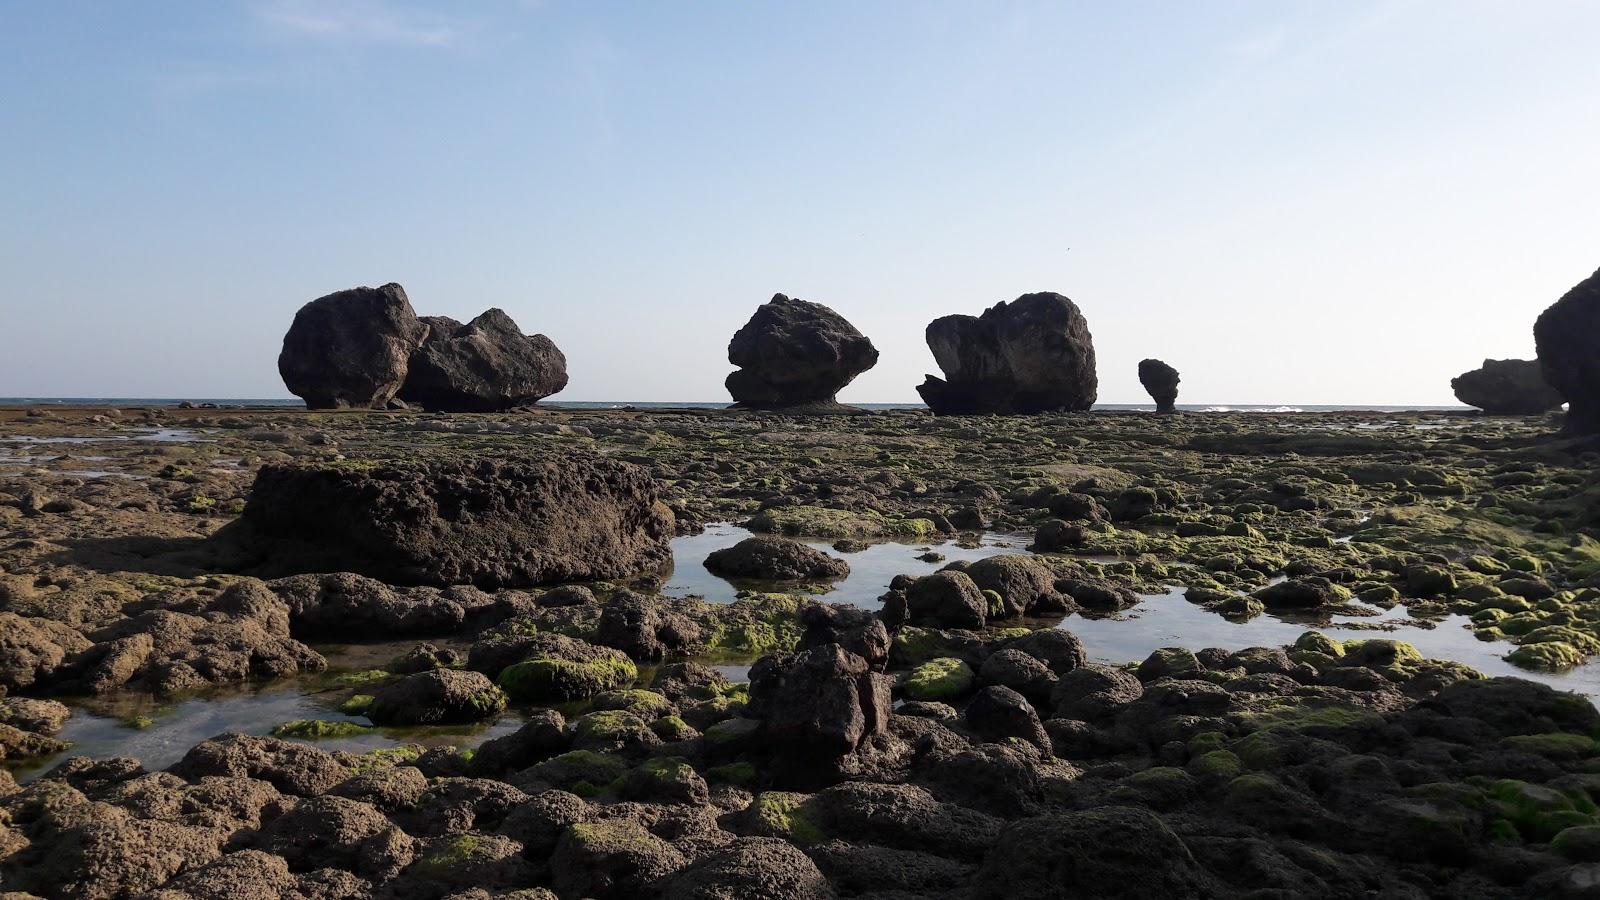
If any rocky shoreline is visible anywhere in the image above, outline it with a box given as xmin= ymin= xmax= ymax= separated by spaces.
xmin=3 ymin=404 xmax=1600 ymax=898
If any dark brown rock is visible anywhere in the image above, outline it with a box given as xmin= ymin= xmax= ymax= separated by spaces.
xmin=241 ymin=453 xmax=674 ymax=588
xmin=1535 ymin=267 xmax=1600 ymax=432
xmin=1451 ymin=358 xmax=1565 ymax=415
xmin=703 ymin=536 xmax=849 ymax=581
xmin=725 ymin=294 xmax=879 ymax=410
xmin=399 ymin=309 xmax=568 ymax=411
xmin=748 ymin=643 xmax=892 ymax=765
xmin=1138 ymin=358 xmax=1180 ymax=413
xmin=917 ymin=292 xmax=1097 ymax=415
xmin=278 ymin=283 xmax=426 ymax=410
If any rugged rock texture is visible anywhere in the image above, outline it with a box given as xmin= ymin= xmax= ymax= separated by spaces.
xmin=704 ymin=536 xmax=850 ymax=581
xmin=917 ymin=292 xmax=1097 ymax=415
xmin=278 ymin=283 xmax=426 ymax=410
xmin=1138 ymin=358 xmax=1180 ymax=413
xmin=1535 ymin=268 xmax=1600 ymax=432
xmin=399 ymin=309 xmax=568 ymax=412
xmin=748 ymin=643 xmax=893 ymax=774
xmin=240 ymin=453 xmax=674 ymax=588
xmin=1451 ymin=358 xmax=1564 ymax=415
xmin=365 ymin=669 xmax=508 ymax=725
xmin=725 ymin=294 xmax=879 ymax=410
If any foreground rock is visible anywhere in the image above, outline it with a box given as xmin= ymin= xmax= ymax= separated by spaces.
xmin=241 ymin=453 xmax=674 ymax=587
xmin=278 ymin=283 xmax=427 ymax=409
xmin=366 ymin=669 xmax=508 ymax=725
xmin=749 ymin=643 xmax=893 ymax=780
xmin=1451 ymin=358 xmax=1564 ymax=415
xmin=704 ymin=536 xmax=850 ymax=581
xmin=917 ymin=292 xmax=1097 ymax=414
xmin=399 ymin=309 xmax=568 ymax=411
xmin=1138 ymin=359 xmax=1180 ymax=413
xmin=1534 ymin=266 xmax=1600 ymax=432
xmin=725 ymin=294 xmax=879 ymax=410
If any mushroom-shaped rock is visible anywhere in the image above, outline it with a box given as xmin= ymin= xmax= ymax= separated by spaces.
xmin=241 ymin=452 xmax=675 ymax=588
xmin=365 ymin=669 xmax=507 ymax=725
xmin=704 ymin=536 xmax=850 ymax=581
xmin=725 ymin=293 xmax=879 ymax=410
xmin=1137 ymin=359 xmax=1180 ymax=413
xmin=1535 ymin=267 xmax=1600 ymax=432
xmin=398 ymin=309 xmax=568 ymax=411
xmin=1450 ymin=358 xmax=1564 ymax=415
xmin=917 ymin=292 xmax=1097 ymax=415
xmin=278 ymin=283 xmax=427 ymax=409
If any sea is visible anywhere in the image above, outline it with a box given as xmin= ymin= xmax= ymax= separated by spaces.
xmin=0 ymin=398 xmax=1471 ymax=413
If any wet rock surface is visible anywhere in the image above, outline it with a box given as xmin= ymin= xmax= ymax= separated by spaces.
xmin=1452 ymin=357 xmax=1565 ymax=415
xmin=918 ymin=292 xmax=1098 ymax=414
xmin=725 ymin=294 xmax=879 ymax=411
xmin=1 ymin=404 xmax=1599 ymax=898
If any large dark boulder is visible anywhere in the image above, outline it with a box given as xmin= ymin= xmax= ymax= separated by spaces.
xmin=704 ymin=536 xmax=849 ymax=581
xmin=725 ymin=294 xmax=879 ymax=410
xmin=278 ymin=283 xmax=427 ymax=409
xmin=398 ymin=309 xmax=568 ymax=411
xmin=240 ymin=453 xmax=675 ymax=588
xmin=1535 ymin=269 xmax=1600 ymax=432
xmin=1138 ymin=359 xmax=1180 ymax=413
xmin=917 ymin=292 xmax=1097 ymax=415
xmin=1450 ymin=358 xmax=1564 ymax=415
xmin=748 ymin=643 xmax=893 ymax=770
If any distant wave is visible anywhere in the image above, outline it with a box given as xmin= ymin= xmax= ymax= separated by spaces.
xmin=1196 ymin=405 xmax=1304 ymax=413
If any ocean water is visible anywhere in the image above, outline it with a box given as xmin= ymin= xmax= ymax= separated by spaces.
xmin=0 ymin=398 xmax=1472 ymax=413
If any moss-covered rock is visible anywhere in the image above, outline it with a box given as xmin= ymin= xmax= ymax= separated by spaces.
xmin=903 ymin=657 xmax=976 ymax=701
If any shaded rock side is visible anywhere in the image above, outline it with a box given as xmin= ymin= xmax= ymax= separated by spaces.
xmin=1534 ymin=267 xmax=1600 ymax=432
xmin=399 ymin=309 xmax=568 ymax=412
xmin=278 ymin=283 xmax=426 ymax=410
xmin=240 ymin=453 xmax=674 ymax=588
xmin=1138 ymin=358 xmax=1180 ymax=413
xmin=917 ymin=292 xmax=1097 ymax=415
xmin=726 ymin=294 xmax=879 ymax=409
xmin=1450 ymin=358 xmax=1564 ymax=415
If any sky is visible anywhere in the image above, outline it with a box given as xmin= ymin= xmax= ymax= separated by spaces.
xmin=3 ymin=1 xmax=1598 ymax=405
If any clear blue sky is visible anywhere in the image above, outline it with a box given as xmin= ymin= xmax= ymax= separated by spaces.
xmin=4 ymin=1 xmax=1597 ymax=404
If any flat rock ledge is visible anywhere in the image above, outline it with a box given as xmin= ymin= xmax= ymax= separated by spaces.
xmin=238 ymin=452 xmax=675 ymax=588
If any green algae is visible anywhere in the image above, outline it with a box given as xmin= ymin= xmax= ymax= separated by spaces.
xmin=903 ymin=657 xmax=975 ymax=701
xmin=497 ymin=655 xmax=637 ymax=703
xmin=271 ymin=719 xmax=372 ymax=739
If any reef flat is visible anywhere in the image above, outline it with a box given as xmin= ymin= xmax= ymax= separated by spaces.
xmin=2 ymin=404 xmax=1599 ymax=899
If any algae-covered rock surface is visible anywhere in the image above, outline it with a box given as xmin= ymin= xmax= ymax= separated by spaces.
xmin=3 ymin=403 xmax=1600 ymax=898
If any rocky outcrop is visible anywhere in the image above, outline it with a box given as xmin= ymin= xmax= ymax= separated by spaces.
xmin=279 ymin=284 xmax=568 ymax=413
xmin=704 ymin=536 xmax=850 ymax=581
xmin=398 ymin=309 xmax=568 ymax=411
xmin=278 ymin=284 xmax=427 ymax=410
xmin=726 ymin=294 xmax=879 ymax=410
xmin=917 ymin=292 xmax=1097 ymax=415
xmin=365 ymin=669 xmax=508 ymax=725
xmin=1450 ymin=358 xmax=1564 ymax=415
xmin=240 ymin=453 xmax=674 ymax=588
xmin=1138 ymin=359 xmax=1180 ymax=413
xmin=1534 ymin=269 xmax=1600 ymax=431
xmin=748 ymin=643 xmax=893 ymax=774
